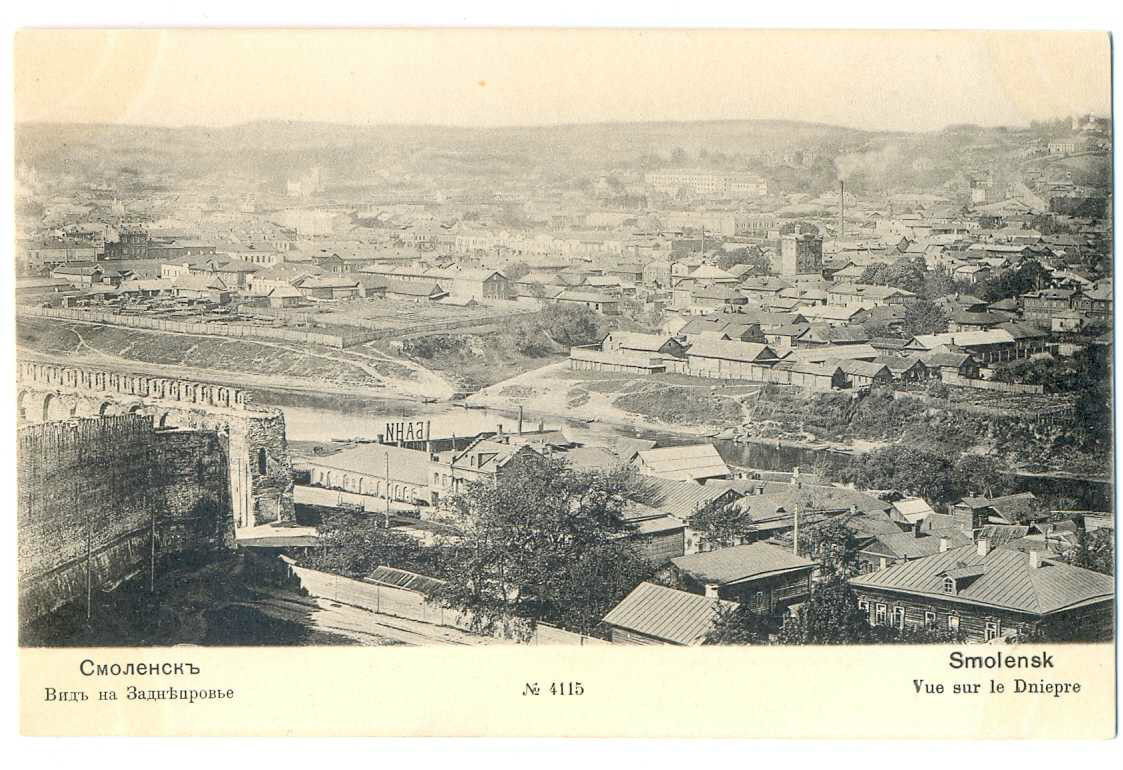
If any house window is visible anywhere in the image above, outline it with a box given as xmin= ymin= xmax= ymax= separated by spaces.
xmin=924 ymin=611 xmax=936 ymax=628
xmin=258 ymin=448 xmax=268 ymax=475
xmin=893 ymin=606 xmax=905 ymax=629
xmin=875 ymin=603 xmax=887 ymax=625
xmin=985 ymin=621 xmax=1000 ymax=642
xmin=857 ymin=599 xmax=871 ymax=622
xmin=943 ymin=576 xmax=956 ymax=594
xmin=948 ymin=615 xmax=960 ymax=633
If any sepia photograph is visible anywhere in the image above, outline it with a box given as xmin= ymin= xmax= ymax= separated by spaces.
xmin=12 ymin=27 xmax=1113 ymax=665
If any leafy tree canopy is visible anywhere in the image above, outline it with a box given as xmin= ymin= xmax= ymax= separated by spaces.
xmin=433 ymin=457 xmax=654 ymax=638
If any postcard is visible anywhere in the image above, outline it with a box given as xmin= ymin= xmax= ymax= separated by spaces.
xmin=13 ymin=28 xmax=1115 ymax=738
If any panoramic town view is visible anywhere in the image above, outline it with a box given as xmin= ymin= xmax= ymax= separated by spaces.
xmin=15 ymin=33 xmax=1114 ymax=649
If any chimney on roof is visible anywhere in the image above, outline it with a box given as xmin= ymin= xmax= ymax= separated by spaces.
xmin=912 ymin=520 xmax=922 ymax=538
xmin=977 ymin=538 xmax=991 ymax=557
xmin=1029 ymin=550 xmax=1041 ymax=569
xmin=939 ymin=537 xmax=949 ymax=552
xmin=704 ymin=583 xmax=721 ymax=599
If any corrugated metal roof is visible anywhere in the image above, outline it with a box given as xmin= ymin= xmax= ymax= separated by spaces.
xmin=671 ymin=542 xmax=815 ymax=585
xmin=367 ymin=565 xmax=446 ymax=595
xmin=601 ymin=582 xmax=734 ymax=645
xmin=851 ymin=544 xmax=1114 ymax=615
xmin=628 ymin=476 xmax=740 ymax=518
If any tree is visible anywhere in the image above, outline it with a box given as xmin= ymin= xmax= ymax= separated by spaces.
xmin=846 ymin=446 xmax=959 ymax=504
xmin=861 ymin=257 xmax=927 ymax=296
xmin=952 ymin=454 xmax=1010 ymax=499
xmin=900 ymin=299 xmax=948 ymax=337
xmin=977 ymin=260 xmax=1050 ymax=302
xmin=541 ymin=304 xmax=609 ymax=347
xmin=297 ymin=511 xmax=446 ymax=579
xmin=1060 ymin=527 xmax=1113 ymax=575
xmin=689 ymin=499 xmax=754 ymax=552
xmin=432 ymin=458 xmax=654 ymax=638
xmin=504 ymin=261 xmax=532 ymax=281
xmin=777 ymin=575 xmax=873 ymax=644
xmin=704 ymin=602 xmax=779 ymax=645
xmin=797 ymin=517 xmax=861 ymax=577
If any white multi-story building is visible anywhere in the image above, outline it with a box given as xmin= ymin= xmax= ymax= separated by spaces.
xmin=646 ymin=169 xmax=768 ymax=199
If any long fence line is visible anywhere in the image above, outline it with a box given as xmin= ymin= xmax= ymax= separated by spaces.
xmin=242 ymin=305 xmax=538 ymax=338
xmin=941 ymin=373 xmax=1045 ymax=394
xmin=19 ymin=305 xmax=377 ymax=349
xmin=281 ymin=558 xmax=607 ymax=646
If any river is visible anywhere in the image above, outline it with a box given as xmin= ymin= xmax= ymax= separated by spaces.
xmin=262 ymin=394 xmax=1112 ymax=512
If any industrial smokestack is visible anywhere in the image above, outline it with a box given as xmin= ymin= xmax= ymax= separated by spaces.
xmin=839 ymin=180 xmax=845 ymax=242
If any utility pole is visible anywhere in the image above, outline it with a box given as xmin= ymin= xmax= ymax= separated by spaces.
xmin=792 ymin=504 xmax=800 ymax=557
xmin=384 ymin=451 xmax=391 ymax=529
xmin=149 ymin=476 xmax=156 ymax=594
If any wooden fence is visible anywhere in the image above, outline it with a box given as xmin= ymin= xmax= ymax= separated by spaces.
xmin=280 ymin=558 xmax=607 ymax=646
xmin=942 ymin=372 xmax=1045 ymax=394
xmin=18 ymin=305 xmax=377 ymax=348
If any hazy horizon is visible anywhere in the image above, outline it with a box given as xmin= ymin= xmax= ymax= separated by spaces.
xmin=15 ymin=29 xmax=1111 ymax=133
xmin=13 ymin=113 xmax=1105 ymax=134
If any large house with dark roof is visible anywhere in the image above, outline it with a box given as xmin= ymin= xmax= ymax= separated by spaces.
xmin=850 ymin=539 xmax=1114 ymax=642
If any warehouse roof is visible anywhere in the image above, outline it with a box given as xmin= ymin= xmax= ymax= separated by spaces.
xmin=305 ymin=443 xmax=431 ymax=485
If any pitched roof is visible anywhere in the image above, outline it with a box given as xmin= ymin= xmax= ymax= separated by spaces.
xmin=787 ymin=344 xmax=879 ymax=364
xmin=671 ymin=542 xmax=815 ymax=585
xmin=559 ymin=446 xmax=623 ymax=472
xmin=172 ymin=274 xmax=229 ymax=291
xmin=851 ymin=544 xmax=1114 ymax=616
xmin=733 ymin=486 xmax=893 ymax=519
xmin=685 ymin=339 xmax=779 ymax=363
xmin=634 ymin=444 xmax=731 ymax=481
xmin=869 ymin=337 xmax=909 ymax=350
xmin=891 ymin=496 xmax=936 ymax=522
xmin=921 ymin=351 xmax=975 ymax=368
xmin=861 ymin=530 xmax=972 ymax=560
xmin=839 ymin=360 xmax=891 ymax=378
xmin=601 ymin=582 xmax=733 ymax=645
xmin=873 ymin=355 xmax=926 ymax=373
xmin=604 ymin=332 xmax=678 ymax=352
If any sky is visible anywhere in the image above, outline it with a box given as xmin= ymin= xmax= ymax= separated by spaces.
xmin=14 ymin=29 xmax=1112 ymax=132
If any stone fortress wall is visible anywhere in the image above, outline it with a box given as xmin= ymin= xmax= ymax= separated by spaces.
xmin=17 ymin=415 xmax=231 ymax=625
xmin=16 ymin=360 xmax=294 ymax=532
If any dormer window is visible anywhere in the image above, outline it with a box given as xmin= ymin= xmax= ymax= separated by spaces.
xmin=943 ymin=576 xmax=956 ymax=594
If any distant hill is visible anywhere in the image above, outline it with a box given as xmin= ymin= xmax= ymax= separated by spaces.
xmin=16 ymin=118 xmax=1104 ymax=197
xmin=15 ymin=119 xmax=876 ymax=183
